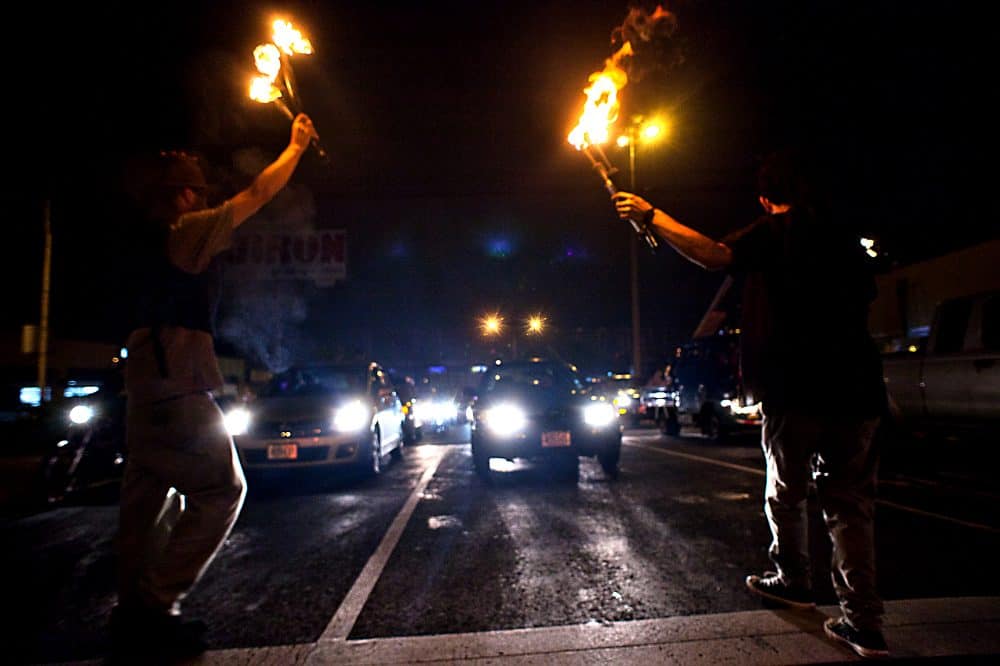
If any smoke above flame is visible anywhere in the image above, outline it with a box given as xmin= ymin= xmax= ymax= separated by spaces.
xmin=568 ymin=4 xmax=680 ymax=150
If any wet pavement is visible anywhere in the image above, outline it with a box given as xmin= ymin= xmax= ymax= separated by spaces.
xmin=2 ymin=423 xmax=999 ymax=664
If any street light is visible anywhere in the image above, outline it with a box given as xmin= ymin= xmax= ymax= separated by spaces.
xmin=617 ymin=114 xmax=668 ymax=381
xmin=481 ymin=313 xmax=504 ymax=336
xmin=478 ymin=312 xmax=549 ymax=360
xmin=526 ymin=315 xmax=546 ymax=335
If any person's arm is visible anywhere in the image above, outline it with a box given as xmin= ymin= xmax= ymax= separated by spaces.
xmin=612 ymin=192 xmax=732 ymax=271
xmin=229 ymin=113 xmax=319 ymax=228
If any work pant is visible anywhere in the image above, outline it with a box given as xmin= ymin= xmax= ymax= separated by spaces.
xmin=761 ymin=406 xmax=884 ymax=631
xmin=118 ymin=391 xmax=246 ymax=614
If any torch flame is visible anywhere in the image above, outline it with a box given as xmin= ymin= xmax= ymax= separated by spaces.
xmin=567 ymin=42 xmax=632 ymax=150
xmin=249 ymin=75 xmax=282 ymax=103
xmin=272 ymin=19 xmax=313 ymax=55
xmin=254 ymin=43 xmax=282 ymax=79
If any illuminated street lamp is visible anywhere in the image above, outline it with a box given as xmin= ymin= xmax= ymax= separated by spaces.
xmin=481 ymin=314 xmax=504 ymax=337
xmin=618 ymin=114 xmax=668 ymax=379
xmin=526 ymin=315 xmax=546 ymax=335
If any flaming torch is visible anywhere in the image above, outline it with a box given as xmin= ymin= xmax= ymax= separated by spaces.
xmin=568 ymin=44 xmax=658 ymax=250
xmin=248 ymin=19 xmax=328 ymax=160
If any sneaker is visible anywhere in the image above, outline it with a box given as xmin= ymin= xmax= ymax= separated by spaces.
xmin=824 ymin=617 xmax=889 ymax=659
xmin=745 ymin=571 xmax=815 ymax=609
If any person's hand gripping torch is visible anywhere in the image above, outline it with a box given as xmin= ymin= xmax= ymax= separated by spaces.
xmin=248 ymin=20 xmax=329 ymax=161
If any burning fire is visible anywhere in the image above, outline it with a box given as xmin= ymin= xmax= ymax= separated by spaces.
xmin=248 ymin=20 xmax=313 ymax=114
xmin=568 ymin=43 xmax=631 ymax=150
xmin=254 ymin=44 xmax=282 ymax=80
xmin=272 ymin=19 xmax=313 ymax=56
xmin=249 ymin=76 xmax=282 ymax=104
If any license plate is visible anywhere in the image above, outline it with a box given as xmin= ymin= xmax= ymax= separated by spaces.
xmin=267 ymin=443 xmax=299 ymax=460
xmin=541 ymin=431 xmax=571 ymax=447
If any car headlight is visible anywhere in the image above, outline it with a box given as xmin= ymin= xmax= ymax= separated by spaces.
xmin=69 ymin=405 xmax=94 ymax=425
xmin=334 ymin=400 xmax=370 ymax=432
xmin=583 ymin=402 xmax=618 ymax=427
xmin=224 ymin=408 xmax=251 ymax=436
xmin=484 ymin=403 xmax=527 ymax=436
xmin=615 ymin=394 xmax=633 ymax=408
xmin=721 ymin=399 xmax=761 ymax=416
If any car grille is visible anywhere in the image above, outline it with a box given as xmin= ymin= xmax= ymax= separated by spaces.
xmin=535 ymin=407 xmax=574 ymax=430
xmin=242 ymin=446 xmax=331 ymax=464
xmin=250 ymin=418 xmax=330 ymax=439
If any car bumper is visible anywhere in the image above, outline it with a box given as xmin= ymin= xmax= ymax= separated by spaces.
xmin=235 ymin=432 xmax=370 ymax=470
xmin=472 ymin=425 xmax=621 ymax=459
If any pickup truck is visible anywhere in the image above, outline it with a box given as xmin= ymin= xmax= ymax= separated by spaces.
xmin=882 ymin=291 xmax=1000 ymax=434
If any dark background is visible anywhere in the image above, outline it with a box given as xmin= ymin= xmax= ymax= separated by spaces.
xmin=4 ymin=1 xmax=992 ymax=373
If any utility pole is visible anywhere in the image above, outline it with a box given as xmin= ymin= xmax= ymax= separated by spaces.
xmin=628 ymin=127 xmax=642 ymax=381
xmin=38 ymin=201 xmax=52 ymax=402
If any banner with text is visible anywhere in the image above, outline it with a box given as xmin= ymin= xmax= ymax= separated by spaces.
xmin=226 ymin=230 xmax=346 ymax=286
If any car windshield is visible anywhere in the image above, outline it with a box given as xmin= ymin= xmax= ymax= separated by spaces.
xmin=482 ymin=362 xmax=583 ymax=394
xmin=262 ymin=367 xmax=365 ymax=398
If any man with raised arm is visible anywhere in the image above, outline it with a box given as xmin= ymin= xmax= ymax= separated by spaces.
xmin=613 ymin=148 xmax=889 ymax=659
xmin=112 ymin=114 xmax=319 ymax=659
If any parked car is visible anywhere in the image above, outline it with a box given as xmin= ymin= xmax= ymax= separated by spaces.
xmin=226 ymin=363 xmax=405 ymax=476
xmin=882 ymin=291 xmax=1000 ymax=435
xmin=470 ymin=359 xmax=622 ymax=479
xmin=669 ymin=334 xmax=762 ymax=441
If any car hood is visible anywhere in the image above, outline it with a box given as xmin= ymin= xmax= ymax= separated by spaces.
xmin=477 ymin=388 xmax=587 ymax=415
xmin=250 ymin=394 xmax=366 ymax=423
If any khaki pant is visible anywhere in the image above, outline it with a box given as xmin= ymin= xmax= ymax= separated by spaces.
xmin=119 ymin=392 xmax=246 ymax=613
xmin=761 ymin=407 xmax=884 ymax=631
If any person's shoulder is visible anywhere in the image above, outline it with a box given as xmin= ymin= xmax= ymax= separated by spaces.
xmin=172 ymin=201 xmax=233 ymax=230
xmin=722 ymin=214 xmax=776 ymax=244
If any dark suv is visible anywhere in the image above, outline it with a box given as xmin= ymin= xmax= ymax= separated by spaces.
xmin=669 ymin=334 xmax=762 ymax=441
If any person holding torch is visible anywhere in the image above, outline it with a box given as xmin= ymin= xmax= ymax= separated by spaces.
xmin=111 ymin=113 xmax=319 ymax=659
xmin=613 ymin=148 xmax=889 ymax=660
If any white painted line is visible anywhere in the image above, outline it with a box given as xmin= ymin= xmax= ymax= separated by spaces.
xmin=626 ymin=440 xmax=765 ymax=477
xmin=320 ymin=449 xmax=445 ymax=641
xmin=876 ymin=499 xmax=1000 ymax=534
xmin=305 ymin=596 xmax=1000 ymax=665
xmin=625 ymin=440 xmax=1000 ymax=534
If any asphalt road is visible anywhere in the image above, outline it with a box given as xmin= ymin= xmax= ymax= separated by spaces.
xmin=3 ymin=423 xmax=998 ymax=664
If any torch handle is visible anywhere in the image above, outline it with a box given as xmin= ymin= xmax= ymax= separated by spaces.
xmin=273 ymin=99 xmax=329 ymax=162
xmin=582 ymin=146 xmax=657 ymax=252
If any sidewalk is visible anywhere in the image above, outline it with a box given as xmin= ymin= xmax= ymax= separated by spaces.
xmin=153 ymin=596 xmax=1000 ymax=665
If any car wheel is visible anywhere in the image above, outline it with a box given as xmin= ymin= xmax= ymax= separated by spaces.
xmin=659 ymin=409 xmax=681 ymax=437
xmin=598 ymin=441 xmax=621 ymax=479
xmin=364 ymin=430 xmax=382 ymax=476
xmin=471 ymin=440 xmax=491 ymax=479
xmin=701 ymin=410 xmax=726 ymax=443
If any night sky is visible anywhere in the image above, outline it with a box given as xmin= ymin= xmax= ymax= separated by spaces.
xmin=4 ymin=1 xmax=991 ymax=373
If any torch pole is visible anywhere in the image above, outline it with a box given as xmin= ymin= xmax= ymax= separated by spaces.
xmin=37 ymin=201 xmax=51 ymax=403
xmin=628 ymin=133 xmax=642 ymax=381
xmin=580 ymin=146 xmax=659 ymax=250
xmin=273 ymin=99 xmax=330 ymax=162
xmin=279 ymin=52 xmax=301 ymax=113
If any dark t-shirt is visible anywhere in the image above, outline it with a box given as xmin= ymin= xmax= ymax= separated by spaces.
xmin=723 ymin=210 xmax=886 ymax=417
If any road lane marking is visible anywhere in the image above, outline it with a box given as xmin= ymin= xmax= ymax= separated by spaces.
xmin=625 ymin=440 xmax=1000 ymax=534
xmin=626 ymin=441 xmax=765 ymax=477
xmin=320 ymin=448 xmax=446 ymax=641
